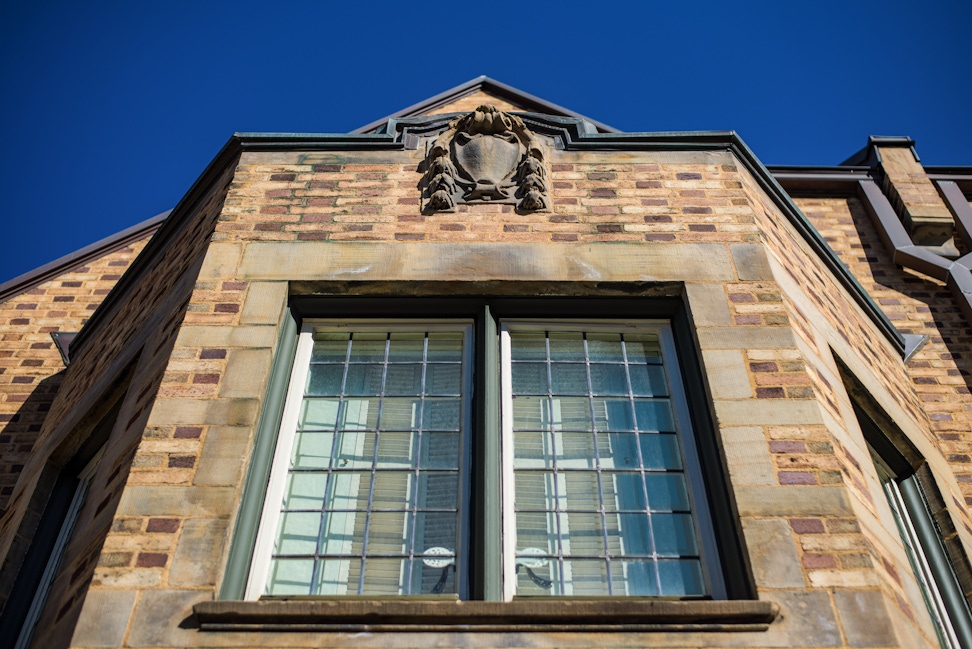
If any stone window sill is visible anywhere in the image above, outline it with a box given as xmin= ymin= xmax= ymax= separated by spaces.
xmin=194 ymin=598 xmax=779 ymax=633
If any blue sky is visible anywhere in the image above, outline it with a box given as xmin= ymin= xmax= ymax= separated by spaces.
xmin=1 ymin=0 xmax=970 ymax=284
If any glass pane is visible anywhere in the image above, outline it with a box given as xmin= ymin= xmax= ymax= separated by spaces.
xmin=550 ymin=363 xmax=589 ymax=395
xmin=366 ymin=511 xmax=410 ymax=554
xmin=387 ymin=333 xmax=424 ymax=362
xmin=291 ymin=431 xmax=335 ymax=469
xmin=562 ymin=558 xmax=611 ymax=596
xmin=427 ymin=332 xmax=462 ymax=362
xmin=284 ymin=472 xmax=327 ymax=510
xmin=422 ymin=398 xmax=461 ymax=431
xmin=624 ymin=334 xmax=662 ymax=364
xmin=318 ymin=510 xmax=360 ymax=555
xmin=330 ymin=431 xmax=374 ymax=469
xmin=640 ymin=433 xmax=683 ymax=470
xmin=299 ymin=398 xmax=341 ymax=430
xmin=628 ymin=364 xmax=669 ymax=397
xmin=311 ymin=333 xmax=349 ymax=362
xmin=415 ymin=473 xmax=459 ymax=510
xmin=344 ymin=364 xmax=385 ymax=396
xmin=633 ymin=399 xmax=674 ymax=432
xmin=657 ymin=559 xmax=705 ymax=596
xmin=420 ymin=432 xmax=460 ymax=469
xmin=348 ymin=334 xmax=386 ymax=363
xmin=513 ymin=471 xmax=568 ymax=511
xmin=589 ymin=364 xmax=628 ymax=395
xmin=604 ymin=473 xmax=647 ymax=511
xmin=598 ymin=433 xmax=642 ymax=470
xmin=511 ymin=362 xmax=548 ymax=394
xmin=509 ymin=332 xmax=547 ymax=361
xmin=306 ymin=364 xmax=344 ymax=396
xmin=384 ymin=365 xmax=423 ymax=396
xmin=512 ymin=396 xmax=550 ymax=431
xmin=558 ymin=432 xmax=598 ymax=469
xmin=324 ymin=471 xmax=371 ymax=510
xmin=515 ymin=511 xmax=558 ymax=554
xmin=561 ymin=472 xmax=601 ymax=510
xmin=370 ymin=472 xmax=413 ymax=509
xmin=561 ymin=511 xmax=606 ymax=557
xmin=592 ymin=398 xmax=635 ymax=431
xmin=426 ymin=364 xmax=461 ymax=396
xmin=617 ymin=560 xmax=658 ymax=596
xmin=414 ymin=511 xmax=459 ymax=555
xmin=337 ymin=399 xmax=377 ymax=431
xmin=314 ymin=558 xmax=357 ymax=595
xmin=378 ymin=398 xmax=418 ymax=430
xmin=586 ymin=334 xmax=623 ymax=362
xmin=652 ymin=513 xmax=698 ymax=555
xmin=266 ymin=558 xmax=315 ymax=595
xmin=645 ymin=473 xmax=690 ymax=511
xmin=547 ymin=332 xmax=584 ymax=361
xmin=513 ymin=431 xmax=549 ymax=469
xmin=415 ymin=557 xmax=457 ymax=595
xmin=552 ymin=397 xmax=594 ymax=431
xmin=615 ymin=513 xmax=652 ymax=556
xmin=359 ymin=558 xmax=407 ymax=595
xmin=514 ymin=554 xmax=557 ymax=596
xmin=275 ymin=511 xmax=321 ymax=554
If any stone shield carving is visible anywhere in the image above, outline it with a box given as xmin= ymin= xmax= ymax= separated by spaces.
xmin=423 ymin=105 xmax=548 ymax=212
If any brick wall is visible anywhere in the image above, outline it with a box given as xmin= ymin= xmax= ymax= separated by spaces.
xmin=0 ymin=240 xmax=150 ymax=516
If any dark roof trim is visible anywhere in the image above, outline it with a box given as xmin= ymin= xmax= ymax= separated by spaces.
xmin=840 ymin=135 xmax=918 ymax=167
xmin=70 ymin=118 xmax=905 ymax=359
xmin=768 ymin=166 xmax=874 ymax=195
xmin=351 ymin=76 xmax=618 ymax=136
xmin=0 ymin=211 xmax=169 ymax=305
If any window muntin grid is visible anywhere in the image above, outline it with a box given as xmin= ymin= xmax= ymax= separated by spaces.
xmin=259 ymin=326 xmax=470 ymax=597
xmin=503 ymin=326 xmax=708 ymax=598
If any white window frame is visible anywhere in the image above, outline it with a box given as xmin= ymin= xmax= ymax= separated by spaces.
xmin=246 ymin=320 xmax=472 ymax=600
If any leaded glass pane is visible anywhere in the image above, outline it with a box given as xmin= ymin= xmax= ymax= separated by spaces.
xmin=266 ymin=328 xmax=467 ymax=596
xmin=508 ymin=328 xmax=703 ymax=597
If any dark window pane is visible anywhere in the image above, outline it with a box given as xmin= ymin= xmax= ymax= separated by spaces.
xmin=628 ymin=365 xmax=669 ymax=397
xmin=589 ymin=364 xmax=628 ymax=395
xmin=344 ymin=364 xmax=385 ymax=396
xmin=633 ymin=399 xmax=674 ymax=432
xmin=550 ymin=363 xmax=589 ymax=395
xmin=512 ymin=362 xmax=548 ymax=394
xmin=306 ymin=364 xmax=344 ymax=396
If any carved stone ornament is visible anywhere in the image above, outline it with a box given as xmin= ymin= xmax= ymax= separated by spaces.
xmin=423 ymin=105 xmax=548 ymax=212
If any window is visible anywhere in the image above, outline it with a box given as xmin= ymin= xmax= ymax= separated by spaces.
xmin=860 ymin=408 xmax=972 ymax=649
xmin=236 ymin=298 xmax=738 ymax=604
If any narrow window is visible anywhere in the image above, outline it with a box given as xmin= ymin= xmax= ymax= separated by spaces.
xmin=501 ymin=323 xmax=722 ymax=599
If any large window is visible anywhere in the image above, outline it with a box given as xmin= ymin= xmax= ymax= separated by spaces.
xmin=242 ymin=303 xmax=731 ymax=602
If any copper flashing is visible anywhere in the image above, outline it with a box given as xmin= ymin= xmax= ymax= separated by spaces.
xmin=351 ymin=76 xmax=618 ymax=135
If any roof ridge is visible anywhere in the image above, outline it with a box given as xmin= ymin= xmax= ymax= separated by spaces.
xmin=351 ymin=76 xmax=618 ymax=135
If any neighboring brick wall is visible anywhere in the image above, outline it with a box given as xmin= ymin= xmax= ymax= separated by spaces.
xmin=0 ymin=239 xmax=150 ymax=515
xmin=797 ymin=196 xmax=972 ymax=504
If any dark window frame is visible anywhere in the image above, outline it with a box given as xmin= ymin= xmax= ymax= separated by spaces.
xmin=220 ymin=293 xmax=754 ymax=605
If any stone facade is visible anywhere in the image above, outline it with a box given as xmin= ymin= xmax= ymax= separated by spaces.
xmin=1 ymin=79 xmax=971 ymax=648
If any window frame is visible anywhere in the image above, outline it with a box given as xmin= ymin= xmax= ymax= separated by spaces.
xmin=246 ymin=320 xmax=475 ymax=600
xmin=222 ymin=295 xmax=753 ymax=604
